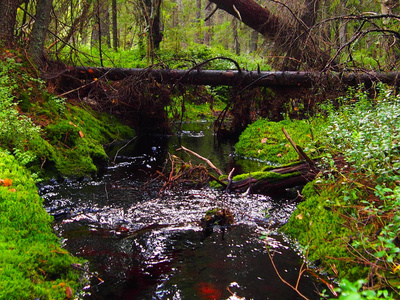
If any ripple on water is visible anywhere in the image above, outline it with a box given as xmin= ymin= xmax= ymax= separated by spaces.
xmin=41 ymin=180 xmax=318 ymax=300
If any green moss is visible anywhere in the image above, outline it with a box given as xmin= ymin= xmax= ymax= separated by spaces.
xmin=233 ymin=170 xmax=299 ymax=182
xmin=281 ymin=180 xmax=370 ymax=281
xmin=0 ymin=151 xmax=85 ymax=299
xmin=33 ymin=104 xmax=134 ymax=178
xmin=235 ymin=118 xmax=320 ymax=164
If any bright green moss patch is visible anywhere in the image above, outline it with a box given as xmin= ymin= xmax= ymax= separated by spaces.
xmin=233 ymin=170 xmax=299 ymax=182
xmin=281 ymin=180 xmax=371 ymax=281
xmin=40 ymin=104 xmax=134 ymax=178
xmin=0 ymin=151 xmax=84 ymax=299
xmin=235 ymin=118 xmax=318 ymax=164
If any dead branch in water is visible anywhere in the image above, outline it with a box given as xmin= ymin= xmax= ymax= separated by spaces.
xmin=156 ymin=154 xmax=211 ymax=193
xmin=267 ymin=249 xmax=310 ymax=300
xmin=177 ymin=146 xmax=223 ymax=176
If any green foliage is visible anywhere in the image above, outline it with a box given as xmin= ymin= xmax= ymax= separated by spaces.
xmin=0 ymin=151 xmax=85 ymax=299
xmin=283 ymin=84 xmax=400 ymax=298
xmin=0 ymin=57 xmax=134 ymax=178
xmin=235 ymin=118 xmax=318 ymax=164
xmin=321 ymin=83 xmax=400 ymax=181
xmin=59 ymin=43 xmax=272 ymax=71
xmin=335 ymin=279 xmax=395 ymax=300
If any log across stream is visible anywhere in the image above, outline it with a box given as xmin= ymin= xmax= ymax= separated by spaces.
xmin=41 ymin=122 xmax=328 ymax=299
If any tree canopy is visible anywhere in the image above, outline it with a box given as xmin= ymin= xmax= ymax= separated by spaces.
xmin=0 ymin=0 xmax=399 ymax=71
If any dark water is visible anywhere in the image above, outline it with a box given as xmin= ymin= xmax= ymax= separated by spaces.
xmin=41 ymin=122 xmax=323 ymax=299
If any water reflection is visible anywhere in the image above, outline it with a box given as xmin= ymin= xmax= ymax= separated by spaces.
xmin=41 ymin=122 xmax=321 ymax=299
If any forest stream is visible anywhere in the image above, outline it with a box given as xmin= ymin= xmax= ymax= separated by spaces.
xmin=40 ymin=122 xmax=324 ymax=300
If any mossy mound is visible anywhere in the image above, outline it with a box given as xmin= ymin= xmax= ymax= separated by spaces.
xmin=0 ymin=151 xmax=85 ymax=299
xmin=235 ymin=118 xmax=318 ymax=165
xmin=38 ymin=104 xmax=134 ymax=178
xmin=281 ymin=179 xmax=370 ymax=281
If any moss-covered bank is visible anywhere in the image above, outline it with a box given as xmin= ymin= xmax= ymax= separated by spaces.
xmin=0 ymin=51 xmax=135 ymax=298
xmin=0 ymin=151 xmax=84 ymax=299
xmin=234 ymin=85 xmax=400 ymax=298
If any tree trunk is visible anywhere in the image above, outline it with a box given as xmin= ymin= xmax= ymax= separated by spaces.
xmin=208 ymin=0 xmax=330 ymax=70
xmin=64 ymin=66 xmax=400 ymax=88
xmin=232 ymin=17 xmax=240 ymax=55
xmin=91 ymin=0 xmax=111 ymax=48
xmin=204 ymin=2 xmax=213 ymax=45
xmin=53 ymin=0 xmax=92 ymax=52
xmin=0 ymin=0 xmax=21 ymax=46
xmin=112 ymin=0 xmax=118 ymax=50
xmin=249 ymin=30 xmax=258 ymax=53
xmin=28 ymin=0 xmax=53 ymax=66
xmin=195 ymin=0 xmax=202 ymax=43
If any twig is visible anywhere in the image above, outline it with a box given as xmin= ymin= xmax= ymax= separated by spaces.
xmin=282 ymin=127 xmax=316 ymax=169
xmin=104 ymin=183 xmax=109 ymax=201
xmin=177 ymin=146 xmax=223 ymax=176
xmin=267 ymin=250 xmax=310 ymax=300
xmin=58 ymin=69 xmax=112 ymax=97
xmin=113 ymin=136 xmax=137 ymax=164
xmin=225 ymin=167 xmax=235 ymax=192
xmin=204 ymin=6 xmax=218 ymax=22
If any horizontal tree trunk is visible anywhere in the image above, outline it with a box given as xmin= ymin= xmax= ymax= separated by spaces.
xmin=229 ymin=161 xmax=317 ymax=194
xmin=65 ymin=66 xmax=400 ymax=87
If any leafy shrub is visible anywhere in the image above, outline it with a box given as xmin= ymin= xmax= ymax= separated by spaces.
xmin=321 ymin=83 xmax=400 ymax=181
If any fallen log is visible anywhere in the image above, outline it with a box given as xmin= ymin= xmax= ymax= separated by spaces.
xmin=228 ymin=161 xmax=318 ymax=194
xmin=64 ymin=66 xmax=400 ymax=87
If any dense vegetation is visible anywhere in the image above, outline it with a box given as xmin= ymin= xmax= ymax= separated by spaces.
xmin=237 ymin=84 xmax=400 ymax=298
xmin=0 ymin=53 xmax=134 ymax=179
xmin=0 ymin=51 xmax=134 ymax=298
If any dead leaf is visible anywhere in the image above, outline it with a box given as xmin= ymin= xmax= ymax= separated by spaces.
xmin=276 ymin=153 xmax=282 ymax=157
xmin=3 ymin=178 xmax=12 ymax=187
xmin=295 ymin=213 xmax=303 ymax=220
xmin=79 ymin=131 xmax=84 ymax=138
xmin=65 ymin=286 xmax=73 ymax=299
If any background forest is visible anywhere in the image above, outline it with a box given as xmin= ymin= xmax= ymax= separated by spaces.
xmin=1 ymin=0 xmax=399 ymax=71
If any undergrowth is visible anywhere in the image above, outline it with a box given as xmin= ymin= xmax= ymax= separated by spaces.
xmin=0 ymin=54 xmax=134 ymax=178
xmin=0 ymin=151 xmax=85 ymax=299
xmin=0 ymin=50 xmax=135 ymax=298
xmin=58 ymin=43 xmax=272 ymax=71
xmin=282 ymin=83 xmax=400 ymax=299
